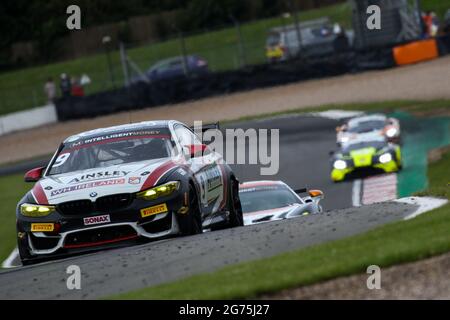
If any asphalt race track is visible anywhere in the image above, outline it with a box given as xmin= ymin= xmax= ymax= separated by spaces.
xmin=0 ymin=201 xmax=419 ymax=299
xmin=227 ymin=115 xmax=353 ymax=210
xmin=0 ymin=114 xmax=406 ymax=299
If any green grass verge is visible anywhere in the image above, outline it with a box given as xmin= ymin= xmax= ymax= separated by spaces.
xmin=416 ymin=150 xmax=450 ymax=199
xmin=111 ymin=144 xmax=450 ymax=299
xmin=0 ymin=174 xmax=30 ymax=262
xmin=1 ymin=0 xmax=449 ymax=116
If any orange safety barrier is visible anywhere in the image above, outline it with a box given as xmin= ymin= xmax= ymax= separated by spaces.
xmin=393 ymin=39 xmax=439 ymax=66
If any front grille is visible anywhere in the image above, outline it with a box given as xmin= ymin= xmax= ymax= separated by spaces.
xmin=58 ymin=200 xmax=93 ymax=215
xmin=57 ymin=193 xmax=133 ymax=216
xmin=96 ymin=193 xmax=133 ymax=212
xmin=64 ymin=225 xmax=138 ymax=249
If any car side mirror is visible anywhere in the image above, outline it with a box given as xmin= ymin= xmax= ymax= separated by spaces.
xmin=24 ymin=167 xmax=45 ymax=182
xmin=309 ymin=189 xmax=324 ymax=199
xmin=184 ymin=144 xmax=208 ymax=158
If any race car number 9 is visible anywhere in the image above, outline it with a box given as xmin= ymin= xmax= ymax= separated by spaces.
xmin=53 ymin=153 xmax=71 ymax=167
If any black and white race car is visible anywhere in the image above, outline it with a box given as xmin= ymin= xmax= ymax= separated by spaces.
xmin=239 ymin=181 xmax=324 ymax=225
xmin=336 ymin=114 xmax=401 ymax=146
xmin=17 ymin=120 xmax=243 ymax=265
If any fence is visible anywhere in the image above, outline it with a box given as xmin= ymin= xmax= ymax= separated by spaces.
xmin=0 ymin=2 xmax=353 ymax=117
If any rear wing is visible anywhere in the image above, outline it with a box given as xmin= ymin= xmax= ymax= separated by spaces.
xmin=190 ymin=122 xmax=220 ymax=133
xmin=294 ymin=188 xmax=308 ymax=194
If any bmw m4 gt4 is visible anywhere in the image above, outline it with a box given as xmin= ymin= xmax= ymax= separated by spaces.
xmin=17 ymin=120 xmax=243 ymax=265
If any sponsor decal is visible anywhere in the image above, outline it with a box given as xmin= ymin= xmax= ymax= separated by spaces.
xmin=83 ymin=214 xmax=111 ymax=226
xmin=69 ymin=130 xmax=165 ymax=148
xmin=128 ymin=177 xmax=141 ymax=185
xmin=50 ymin=178 xmax=125 ymax=196
xmin=141 ymin=171 xmax=151 ymax=176
xmin=140 ymin=203 xmax=168 ymax=218
xmin=31 ymin=223 xmax=54 ymax=232
xmin=240 ymin=185 xmax=282 ymax=193
xmin=53 ymin=153 xmax=71 ymax=168
xmin=69 ymin=170 xmax=130 ymax=184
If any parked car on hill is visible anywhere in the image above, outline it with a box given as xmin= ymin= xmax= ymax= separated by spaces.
xmin=131 ymin=55 xmax=209 ymax=83
xmin=265 ymin=17 xmax=353 ymax=62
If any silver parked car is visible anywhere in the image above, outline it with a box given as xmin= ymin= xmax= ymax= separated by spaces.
xmin=266 ymin=17 xmax=354 ymax=62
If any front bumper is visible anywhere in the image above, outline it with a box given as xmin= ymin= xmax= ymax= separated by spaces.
xmin=23 ymin=212 xmax=179 ymax=256
xmin=331 ymin=159 xmax=400 ymax=182
xmin=17 ymin=189 xmax=187 ymax=259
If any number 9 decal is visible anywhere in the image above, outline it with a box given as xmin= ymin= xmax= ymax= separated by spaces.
xmin=53 ymin=153 xmax=71 ymax=167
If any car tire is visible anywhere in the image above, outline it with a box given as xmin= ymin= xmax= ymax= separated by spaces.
xmin=227 ymin=178 xmax=244 ymax=228
xmin=209 ymin=178 xmax=244 ymax=231
xmin=18 ymin=240 xmax=36 ymax=266
xmin=177 ymin=184 xmax=203 ymax=236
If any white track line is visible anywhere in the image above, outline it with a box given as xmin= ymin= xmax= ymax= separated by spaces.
xmin=397 ymin=197 xmax=449 ymax=220
xmin=352 ymin=179 xmax=362 ymax=207
xmin=1 ymin=248 xmax=19 ymax=268
xmin=310 ymin=110 xmax=366 ymax=120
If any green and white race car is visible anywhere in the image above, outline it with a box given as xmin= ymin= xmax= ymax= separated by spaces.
xmin=330 ymin=138 xmax=402 ymax=182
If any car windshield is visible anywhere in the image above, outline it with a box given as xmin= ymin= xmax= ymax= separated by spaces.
xmin=348 ymin=120 xmax=385 ymax=133
xmin=48 ymin=130 xmax=174 ymax=175
xmin=342 ymin=140 xmax=386 ymax=153
xmin=239 ymin=186 xmax=301 ymax=213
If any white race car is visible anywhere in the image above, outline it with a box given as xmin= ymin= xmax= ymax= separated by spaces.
xmin=336 ymin=114 xmax=400 ymax=146
xmin=17 ymin=120 xmax=243 ymax=265
xmin=239 ymin=181 xmax=324 ymax=225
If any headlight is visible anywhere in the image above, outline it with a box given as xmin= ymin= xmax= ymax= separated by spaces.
xmin=137 ymin=181 xmax=180 ymax=201
xmin=20 ymin=204 xmax=55 ymax=217
xmin=333 ymin=160 xmax=347 ymax=170
xmin=379 ymin=153 xmax=392 ymax=164
xmin=386 ymin=128 xmax=397 ymax=138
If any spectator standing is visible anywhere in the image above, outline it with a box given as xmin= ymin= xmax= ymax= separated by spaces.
xmin=43 ymin=77 xmax=56 ymax=104
xmin=422 ymin=11 xmax=439 ymax=37
xmin=71 ymin=76 xmax=85 ymax=97
xmin=60 ymin=73 xmax=72 ymax=98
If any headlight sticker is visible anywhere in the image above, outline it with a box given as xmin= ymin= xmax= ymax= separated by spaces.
xmin=140 ymin=203 xmax=168 ymax=218
xmin=31 ymin=223 xmax=55 ymax=232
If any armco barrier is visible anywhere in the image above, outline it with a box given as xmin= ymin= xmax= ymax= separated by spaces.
xmin=56 ymin=50 xmax=395 ymax=121
xmin=0 ymin=104 xmax=57 ymax=136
